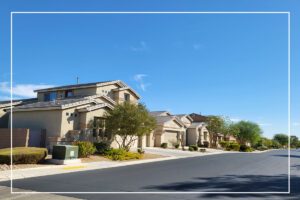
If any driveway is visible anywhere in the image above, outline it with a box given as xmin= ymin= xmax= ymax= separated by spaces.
xmin=1 ymin=149 xmax=299 ymax=200
xmin=144 ymin=147 xmax=225 ymax=157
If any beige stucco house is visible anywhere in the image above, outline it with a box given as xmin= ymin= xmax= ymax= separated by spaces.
xmin=9 ymin=80 xmax=140 ymax=149
xmin=175 ymin=114 xmax=210 ymax=147
xmin=143 ymin=111 xmax=185 ymax=148
xmin=186 ymin=122 xmax=210 ymax=147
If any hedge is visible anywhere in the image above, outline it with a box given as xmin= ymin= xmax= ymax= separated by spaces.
xmin=160 ymin=143 xmax=168 ymax=149
xmin=73 ymin=141 xmax=96 ymax=158
xmin=240 ymin=144 xmax=253 ymax=152
xmin=0 ymin=147 xmax=48 ymax=164
xmin=94 ymin=141 xmax=111 ymax=155
xmin=189 ymin=145 xmax=198 ymax=151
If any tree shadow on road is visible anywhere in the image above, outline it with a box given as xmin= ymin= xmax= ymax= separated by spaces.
xmin=144 ymin=174 xmax=289 ymax=192
xmin=143 ymin=174 xmax=300 ymax=199
xmin=273 ymin=154 xmax=300 ymax=158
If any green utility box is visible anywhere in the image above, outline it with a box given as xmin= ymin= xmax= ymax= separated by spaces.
xmin=52 ymin=145 xmax=79 ymax=160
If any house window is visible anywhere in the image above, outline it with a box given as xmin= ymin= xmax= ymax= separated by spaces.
xmin=65 ymin=90 xmax=73 ymax=98
xmin=124 ymin=93 xmax=130 ymax=102
xmin=93 ymin=117 xmax=106 ymax=137
xmin=44 ymin=92 xmax=57 ymax=101
xmin=204 ymin=132 xmax=208 ymax=140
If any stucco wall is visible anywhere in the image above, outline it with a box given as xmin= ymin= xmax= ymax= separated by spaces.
xmin=180 ymin=116 xmax=192 ymax=127
xmin=153 ymin=120 xmax=185 ymax=147
xmin=110 ymin=135 xmax=138 ymax=149
xmin=187 ymin=126 xmax=210 ymax=146
xmin=73 ymin=87 xmax=97 ymax=97
xmin=60 ymin=107 xmax=80 ymax=137
xmin=187 ymin=128 xmax=198 ymax=145
xmin=12 ymin=110 xmax=62 ymax=138
xmin=114 ymin=89 xmax=139 ymax=104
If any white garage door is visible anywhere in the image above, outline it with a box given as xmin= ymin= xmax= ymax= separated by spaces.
xmin=164 ymin=130 xmax=179 ymax=147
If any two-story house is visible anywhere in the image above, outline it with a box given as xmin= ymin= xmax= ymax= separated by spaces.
xmin=10 ymin=80 xmax=140 ymax=148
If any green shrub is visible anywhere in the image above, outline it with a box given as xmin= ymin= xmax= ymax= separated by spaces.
xmin=174 ymin=144 xmax=180 ymax=149
xmin=271 ymin=140 xmax=281 ymax=149
xmin=225 ymin=142 xmax=240 ymax=151
xmin=73 ymin=141 xmax=96 ymax=158
xmin=203 ymin=141 xmax=209 ymax=148
xmin=256 ymin=146 xmax=268 ymax=151
xmin=189 ymin=145 xmax=198 ymax=151
xmin=104 ymin=148 xmax=142 ymax=161
xmin=137 ymin=148 xmax=145 ymax=154
xmin=188 ymin=146 xmax=194 ymax=151
xmin=161 ymin=143 xmax=168 ymax=149
xmin=220 ymin=141 xmax=230 ymax=149
xmin=0 ymin=147 xmax=47 ymax=164
xmin=94 ymin=141 xmax=111 ymax=155
xmin=239 ymin=144 xmax=253 ymax=152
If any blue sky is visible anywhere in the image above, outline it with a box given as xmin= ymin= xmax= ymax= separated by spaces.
xmin=0 ymin=0 xmax=299 ymax=138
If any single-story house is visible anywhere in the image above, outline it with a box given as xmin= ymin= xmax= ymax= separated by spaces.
xmin=142 ymin=111 xmax=186 ymax=148
xmin=186 ymin=122 xmax=210 ymax=147
xmin=224 ymin=134 xmax=237 ymax=142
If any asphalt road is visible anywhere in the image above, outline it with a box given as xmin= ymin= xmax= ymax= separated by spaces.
xmin=1 ymin=149 xmax=299 ymax=200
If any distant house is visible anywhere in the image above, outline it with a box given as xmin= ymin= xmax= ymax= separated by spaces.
xmin=146 ymin=111 xmax=185 ymax=148
xmin=6 ymin=80 xmax=140 ymax=149
xmin=224 ymin=134 xmax=237 ymax=142
xmin=186 ymin=122 xmax=210 ymax=147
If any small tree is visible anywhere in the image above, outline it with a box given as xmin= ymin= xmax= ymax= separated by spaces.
xmin=235 ymin=121 xmax=262 ymax=146
xmin=105 ymin=102 xmax=156 ymax=151
xmin=206 ymin=116 xmax=225 ymax=148
xmin=222 ymin=117 xmax=240 ymax=138
xmin=290 ymin=135 xmax=299 ymax=148
xmin=273 ymin=134 xmax=289 ymax=148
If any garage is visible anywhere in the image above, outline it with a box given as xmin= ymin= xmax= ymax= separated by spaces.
xmin=163 ymin=130 xmax=179 ymax=147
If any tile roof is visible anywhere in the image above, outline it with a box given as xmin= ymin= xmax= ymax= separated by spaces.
xmin=0 ymin=98 xmax=38 ymax=109
xmin=14 ymin=97 xmax=90 ymax=110
xmin=188 ymin=122 xmax=206 ymax=129
xmin=189 ymin=113 xmax=208 ymax=122
xmin=149 ymin=111 xmax=171 ymax=117
xmin=34 ymin=80 xmax=123 ymax=92
xmin=152 ymin=115 xmax=185 ymax=127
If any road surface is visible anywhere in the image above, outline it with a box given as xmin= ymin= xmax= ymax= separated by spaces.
xmin=1 ymin=149 xmax=299 ymax=199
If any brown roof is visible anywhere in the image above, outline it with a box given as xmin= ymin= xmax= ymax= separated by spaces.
xmin=189 ymin=113 xmax=208 ymax=122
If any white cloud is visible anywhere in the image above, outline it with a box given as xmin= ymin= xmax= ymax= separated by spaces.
xmin=258 ymin=123 xmax=272 ymax=127
xmin=133 ymin=74 xmax=150 ymax=92
xmin=130 ymin=41 xmax=148 ymax=52
xmin=230 ymin=118 xmax=241 ymax=122
xmin=0 ymin=82 xmax=55 ymax=99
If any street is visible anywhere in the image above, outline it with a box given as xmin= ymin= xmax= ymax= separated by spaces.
xmin=1 ymin=149 xmax=299 ymax=200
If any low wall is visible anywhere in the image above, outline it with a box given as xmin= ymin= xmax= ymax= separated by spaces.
xmin=0 ymin=128 xmax=29 ymax=149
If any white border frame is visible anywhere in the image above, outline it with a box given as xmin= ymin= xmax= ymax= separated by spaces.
xmin=10 ymin=11 xmax=291 ymax=194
